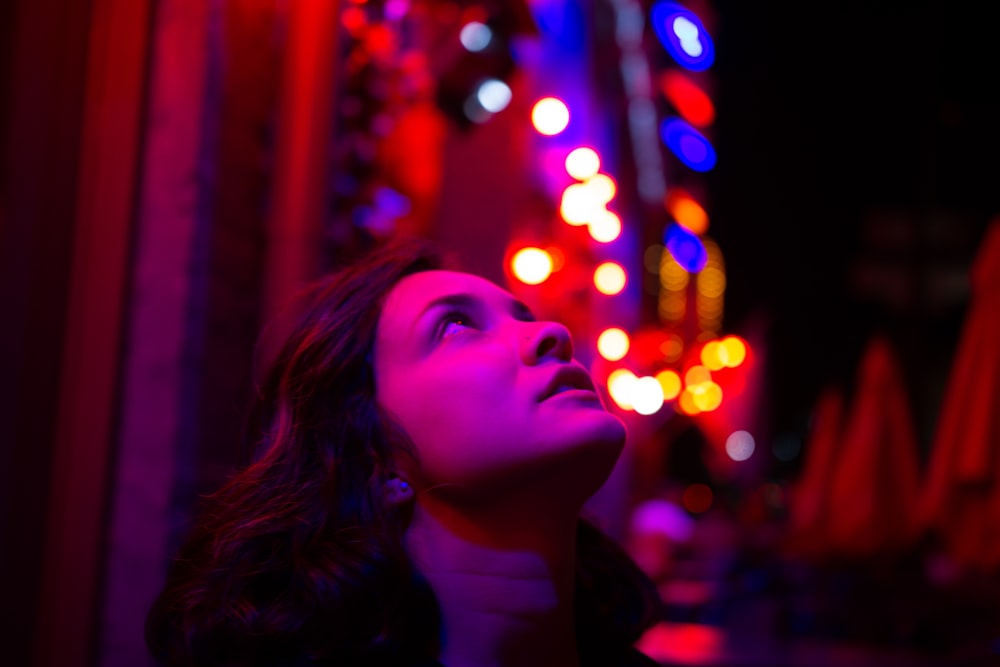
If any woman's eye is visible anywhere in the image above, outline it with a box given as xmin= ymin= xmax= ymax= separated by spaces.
xmin=438 ymin=312 xmax=476 ymax=339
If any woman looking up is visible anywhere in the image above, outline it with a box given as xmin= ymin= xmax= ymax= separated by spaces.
xmin=147 ymin=238 xmax=661 ymax=667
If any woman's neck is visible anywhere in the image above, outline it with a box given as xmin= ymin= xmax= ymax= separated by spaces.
xmin=405 ymin=495 xmax=581 ymax=667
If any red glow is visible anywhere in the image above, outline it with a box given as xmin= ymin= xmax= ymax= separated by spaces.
xmin=659 ymin=71 xmax=715 ymax=127
xmin=682 ymin=484 xmax=713 ymax=513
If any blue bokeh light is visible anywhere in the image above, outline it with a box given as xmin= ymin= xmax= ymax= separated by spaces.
xmin=664 ymin=223 xmax=708 ymax=272
xmin=650 ymin=2 xmax=715 ymax=71
xmin=660 ymin=117 xmax=717 ymax=172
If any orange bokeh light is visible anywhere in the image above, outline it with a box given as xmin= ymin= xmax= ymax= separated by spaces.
xmin=678 ymin=387 xmax=700 ymax=415
xmin=666 ymin=190 xmax=709 ymax=235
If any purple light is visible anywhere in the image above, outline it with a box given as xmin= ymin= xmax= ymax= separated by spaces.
xmin=660 ymin=117 xmax=716 ymax=172
xmin=664 ymin=223 xmax=707 ymax=272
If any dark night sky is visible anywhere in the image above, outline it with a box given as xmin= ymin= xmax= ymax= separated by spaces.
xmin=709 ymin=0 xmax=1000 ymax=459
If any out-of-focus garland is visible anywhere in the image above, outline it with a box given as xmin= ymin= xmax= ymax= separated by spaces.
xmin=326 ymin=0 xmax=434 ymax=263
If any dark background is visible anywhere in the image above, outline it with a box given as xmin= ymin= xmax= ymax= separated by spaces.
xmin=711 ymin=0 xmax=998 ymax=462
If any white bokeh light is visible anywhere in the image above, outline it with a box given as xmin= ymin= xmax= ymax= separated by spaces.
xmin=477 ymin=79 xmax=512 ymax=113
xmin=673 ymin=16 xmax=704 ymax=57
xmin=459 ymin=22 xmax=493 ymax=52
xmin=725 ymin=430 xmax=756 ymax=461
xmin=632 ymin=376 xmax=665 ymax=415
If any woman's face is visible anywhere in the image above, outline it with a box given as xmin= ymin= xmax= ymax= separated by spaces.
xmin=374 ymin=270 xmax=626 ymax=501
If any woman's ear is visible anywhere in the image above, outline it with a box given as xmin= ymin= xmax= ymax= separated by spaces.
xmin=383 ymin=476 xmax=415 ymax=506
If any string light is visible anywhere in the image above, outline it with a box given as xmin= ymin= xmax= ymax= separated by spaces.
xmin=531 ymin=97 xmax=570 ymax=136
xmin=594 ymin=262 xmax=627 ymax=295
xmin=588 ymin=210 xmax=622 ymax=243
xmin=565 ymin=147 xmax=601 ymax=180
xmin=597 ymin=328 xmax=631 ymax=361
xmin=510 ymin=247 xmax=553 ymax=285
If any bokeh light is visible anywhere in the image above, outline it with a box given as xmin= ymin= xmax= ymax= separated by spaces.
xmin=651 ymin=2 xmax=715 ymax=71
xmin=660 ymin=118 xmax=717 ymax=172
xmin=510 ymin=247 xmax=553 ymax=285
xmin=684 ymin=364 xmax=711 ymax=386
xmin=532 ymin=97 xmax=570 ymax=136
xmin=664 ymin=223 xmax=708 ymax=273
xmin=459 ymin=21 xmax=492 ymax=52
xmin=594 ymin=262 xmax=627 ymax=295
xmin=589 ymin=210 xmax=622 ymax=243
xmin=725 ymin=430 xmax=756 ymax=461
xmin=666 ymin=188 xmax=709 ymax=235
xmin=559 ymin=183 xmax=597 ymax=225
xmin=772 ymin=434 xmax=802 ymax=462
xmin=678 ymin=387 xmax=700 ymax=415
xmin=720 ymin=336 xmax=747 ymax=367
xmin=585 ymin=173 xmax=617 ymax=204
xmin=655 ymin=369 xmax=682 ymax=400
xmin=565 ymin=147 xmax=601 ymax=180
xmin=597 ymin=327 xmax=630 ymax=361
xmin=682 ymin=483 xmax=713 ymax=513
xmin=632 ymin=376 xmax=665 ymax=415
xmin=659 ymin=70 xmax=716 ymax=127
xmin=691 ymin=380 xmax=722 ymax=412
xmin=700 ymin=341 xmax=725 ymax=371
xmin=607 ymin=368 xmax=638 ymax=410
xmin=476 ymin=78 xmax=512 ymax=113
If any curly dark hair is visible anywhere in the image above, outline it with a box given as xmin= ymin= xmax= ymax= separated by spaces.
xmin=146 ymin=238 xmax=661 ymax=667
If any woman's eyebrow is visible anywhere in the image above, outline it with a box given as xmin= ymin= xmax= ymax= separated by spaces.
xmin=417 ymin=293 xmax=479 ymax=322
xmin=415 ymin=293 xmax=535 ymax=327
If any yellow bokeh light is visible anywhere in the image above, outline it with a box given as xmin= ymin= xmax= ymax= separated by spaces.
xmin=684 ymin=365 xmax=711 ymax=387
xmin=588 ymin=209 xmax=622 ymax=243
xmin=565 ymin=147 xmax=601 ymax=180
xmin=700 ymin=341 xmax=725 ymax=371
xmin=585 ymin=173 xmax=617 ymax=204
xmin=597 ymin=327 xmax=630 ymax=361
xmin=510 ymin=247 xmax=553 ymax=285
xmin=559 ymin=183 xmax=597 ymax=226
xmin=594 ymin=262 xmax=627 ymax=295
xmin=607 ymin=368 xmax=637 ymax=410
xmin=531 ymin=97 xmax=570 ymax=136
xmin=655 ymin=369 xmax=681 ymax=400
xmin=721 ymin=336 xmax=747 ymax=367
xmin=692 ymin=381 xmax=723 ymax=412
xmin=678 ymin=387 xmax=701 ymax=415
xmin=697 ymin=267 xmax=726 ymax=298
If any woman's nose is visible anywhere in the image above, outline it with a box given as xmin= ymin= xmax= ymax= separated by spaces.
xmin=520 ymin=320 xmax=574 ymax=364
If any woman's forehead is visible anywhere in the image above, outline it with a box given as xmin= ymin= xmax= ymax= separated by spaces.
xmin=382 ymin=270 xmax=509 ymax=323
